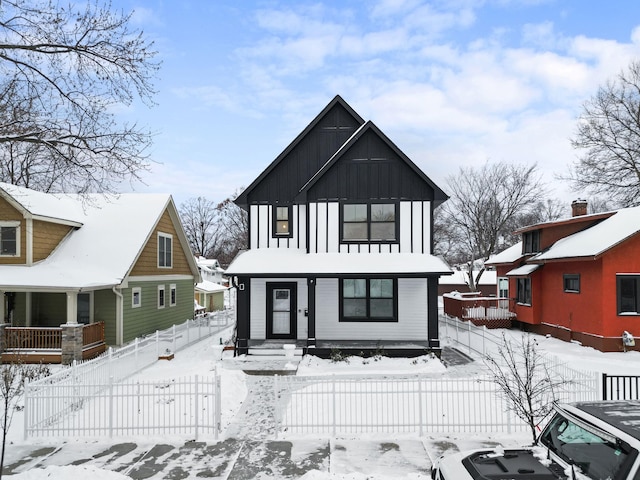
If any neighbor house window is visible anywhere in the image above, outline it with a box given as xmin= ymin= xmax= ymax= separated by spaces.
xmin=170 ymin=284 xmax=177 ymax=307
xmin=516 ymin=277 xmax=531 ymax=305
xmin=498 ymin=277 xmax=509 ymax=298
xmin=273 ymin=205 xmax=292 ymax=237
xmin=0 ymin=222 xmax=19 ymax=256
xmin=341 ymin=203 xmax=397 ymax=242
xmin=158 ymin=233 xmax=173 ymax=268
xmin=522 ymin=230 xmax=540 ymax=254
xmin=158 ymin=285 xmax=165 ymax=309
xmin=132 ymin=287 xmax=142 ymax=308
xmin=340 ymin=278 xmax=397 ymax=322
xmin=617 ymin=275 xmax=640 ymax=314
xmin=563 ymin=274 xmax=580 ymax=293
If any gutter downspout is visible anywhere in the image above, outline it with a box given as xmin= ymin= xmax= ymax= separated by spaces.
xmin=112 ymin=285 xmax=123 ymax=346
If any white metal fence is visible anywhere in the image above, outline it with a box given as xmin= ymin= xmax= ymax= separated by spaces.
xmin=24 ymin=311 xmax=233 ymax=439
xmin=25 ymin=375 xmax=221 ymax=440
xmin=273 ymin=371 xmax=598 ymax=437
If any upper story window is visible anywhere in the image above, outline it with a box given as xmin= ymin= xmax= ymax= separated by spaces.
xmin=158 ymin=232 xmax=173 ymax=268
xmin=522 ymin=230 xmax=540 ymax=254
xmin=273 ymin=205 xmax=292 ymax=238
xmin=563 ymin=274 xmax=580 ymax=293
xmin=341 ymin=203 xmax=397 ymax=243
xmin=0 ymin=222 xmax=19 ymax=257
xmin=617 ymin=275 xmax=640 ymax=314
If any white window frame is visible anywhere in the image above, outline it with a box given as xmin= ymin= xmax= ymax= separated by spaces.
xmin=170 ymin=284 xmax=177 ymax=307
xmin=132 ymin=287 xmax=142 ymax=308
xmin=158 ymin=284 xmax=165 ymax=309
xmin=0 ymin=221 xmax=20 ymax=257
xmin=158 ymin=232 xmax=173 ymax=268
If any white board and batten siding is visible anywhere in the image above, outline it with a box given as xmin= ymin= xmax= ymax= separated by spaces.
xmin=249 ymin=278 xmax=308 ymax=340
xmin=250 ymin=201 xmax=431 ymax=254
xmin=315 ymin=278 xmax=429 ymax=340
xmin=249 ymin=204 xmax=307 ymax=249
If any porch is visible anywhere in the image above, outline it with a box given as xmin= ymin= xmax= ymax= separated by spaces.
xmin=442 ymin=292 xmax=516 ymax=328
xmin=1 ymin=322 xmax=107 ymax=364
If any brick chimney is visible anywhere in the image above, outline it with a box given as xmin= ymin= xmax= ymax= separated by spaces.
xmin=571 ymin=199 xmax=588 ymax=217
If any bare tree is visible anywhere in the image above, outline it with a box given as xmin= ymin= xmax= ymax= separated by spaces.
xmin=567 ymin=60 xmax=640 ymax=207
xmin=484 ymin=334 xmax=568 ymax=444
xmin=179 ymin=197 xmax=220 ymax=258
xmin=0 ymin=359 xmax=50 ymax=477
xmin=0 ymin=0 xmax=159 ymax=194
xmin=213 ymin=190 xmax=248 ymax=267
xmin=437 ymin=161 xmax=544 ymax=291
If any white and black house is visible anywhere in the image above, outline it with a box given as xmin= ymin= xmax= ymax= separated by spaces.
xmin=226 ymin=95 xmax=451 ymax=357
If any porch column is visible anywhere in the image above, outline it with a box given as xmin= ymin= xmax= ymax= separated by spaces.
xmin=25 ymin=292 xmax=32 ymax=326
xmin=307 ymin=278 xmax=316 ymax=349
xmin=61 ymin=323 xmax=84 ymax=365
xmin=0 ymin=291 xmax=4 ymax=324
xmin=66 ymin=290 xmax=79 ymax=324
xmin=428 ymin=277 xmax=440 ymax=349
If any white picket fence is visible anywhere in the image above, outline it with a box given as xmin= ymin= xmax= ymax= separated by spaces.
xmin=273 ymin=371 xmax=598 ymax=437
xmin=25 ymin=375 xmax=221 ymax=440
xmin=23 ymin=311 xmax=233 ymax=439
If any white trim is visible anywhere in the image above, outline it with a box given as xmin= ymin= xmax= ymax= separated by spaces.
xmin=132 ymin=287 xmax=142 ymax=308
xmin=127 ymin=274 xmax=194 ymax=282
xmin=157 ymin=232 xmax=173 ymax=269
xmin=157 ymin=284 xmax=165 ymax=309
xmin=169 ymin=283 xmax=177 ymax=307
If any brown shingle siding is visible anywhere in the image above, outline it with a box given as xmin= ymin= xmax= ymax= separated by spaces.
xmin=32 ymin=220 xmax=73 ymax=262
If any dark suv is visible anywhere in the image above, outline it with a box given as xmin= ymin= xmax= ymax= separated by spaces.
xmin=432 ymin=401 xmax=640 ymax=480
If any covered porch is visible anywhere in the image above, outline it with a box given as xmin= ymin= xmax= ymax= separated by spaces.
xmin=1 ymin=289 xmax=107 ymax=364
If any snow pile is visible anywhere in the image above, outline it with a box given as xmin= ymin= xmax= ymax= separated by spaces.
xmin=297 ymin=353 xmax=447 ymax=376
xmin=8 ymin=465 xmax=128 ymax=480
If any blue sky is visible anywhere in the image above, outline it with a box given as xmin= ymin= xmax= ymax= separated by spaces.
xmin=112 ymin=0 xmax=640 ymax=208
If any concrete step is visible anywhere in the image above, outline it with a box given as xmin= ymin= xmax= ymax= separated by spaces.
xmin=248 ymin=347 xmax=304 ymax=357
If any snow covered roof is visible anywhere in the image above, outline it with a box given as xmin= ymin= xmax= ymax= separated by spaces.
xmin=0 ymin=182 xmax=85 ymax=226
xmin=507 ymin=264 xmax=540 ymax=276
xmin=532 ymin=206 xmax=640 ymax=262
xmin=0 ymin=186 xmax=197 ymax=290
xmin=485 ymin=242 xmax=523 ymax=266
xmin=439 ymin=270 xmax=497 ymax=285
xmin=226 ymin=249 xmax=451 ymax=276
xmin=195 ymin=280 xmax=227 ymax=293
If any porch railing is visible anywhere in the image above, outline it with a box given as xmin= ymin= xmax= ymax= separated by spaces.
xmin=442 ymin=292 xmax=516 ymax=323
xmin=82 ymin=322 xmax=104 ymax=347
xmin=5 ymin=326 xmax=63 ymax=350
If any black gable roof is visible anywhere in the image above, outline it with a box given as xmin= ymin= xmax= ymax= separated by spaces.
xmin=296 ymin=121 xmax=448 ymax=206
xmin=234 ymin=95 xmax=364 ymax=209
xmin=235 ymin=95 xmax=448 ymax=209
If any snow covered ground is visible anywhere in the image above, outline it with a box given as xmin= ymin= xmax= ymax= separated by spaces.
xmin=5 ymin=320 xmax=640 ymax=479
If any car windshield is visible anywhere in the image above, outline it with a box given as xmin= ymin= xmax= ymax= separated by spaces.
xmin=540 ymin=412 xmax=633 ymax=480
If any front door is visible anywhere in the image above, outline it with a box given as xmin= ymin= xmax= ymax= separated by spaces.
xmin=267 ymin=282 xmax=297 ymax=339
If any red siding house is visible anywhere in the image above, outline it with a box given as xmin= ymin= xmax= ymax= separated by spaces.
xmin=485 ymin=200 xmax=640 ymax=352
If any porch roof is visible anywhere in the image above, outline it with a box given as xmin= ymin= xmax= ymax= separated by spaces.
xmin=225 ymin=248 xmax=452 ymax=277
xmin=195 ymin=280 xmax=227 ymax=293
xmin=506 ymin=264 xmax=540 ymax=276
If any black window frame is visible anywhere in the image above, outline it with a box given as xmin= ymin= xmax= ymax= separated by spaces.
xmin=522 ymin=230 xmax=540 ymax=254
xmin=563 ymin=274 xmax=580 ymax=293
xmin=340 ymin=201 xmax=399 ymax=244
xmin=272 ymin=205 xmax=293 ymax=238
xmin=617 ymin=275 xmax=640 ymax=315
xmin=339 ymin=278 xmax=398 ymax=322
xmin=516 ymin=277 xmax=531 ymax=305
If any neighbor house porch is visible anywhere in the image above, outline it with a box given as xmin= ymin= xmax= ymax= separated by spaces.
xmin=442 ymin=292 xmax=516 ymax=328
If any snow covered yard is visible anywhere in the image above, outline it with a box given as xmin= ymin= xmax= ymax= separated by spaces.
xmin=3 ymin=321 xmax=640 ymax=479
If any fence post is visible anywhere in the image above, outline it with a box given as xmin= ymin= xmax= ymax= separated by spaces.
xmin=23 ymin=379 xmax=29 ymax=441
xmin=187 ymin=318 xmax=190 ymax=345
xmin=109 ymin=375 xmax=114 ymax=438
xmin=418 ymin=377 xmax=424 ymax=437
xmin=156 ymin=330 xmax=159 ymax=359
xmin=194 ymin=375 xmax=199 ymax=441
xmin=332 ymin=375 xmax=337 ymax=436
xmin=215 ymin=373 xmax=221 ymax=441
xmin=172 ymin=325 xmax=176 ymax=353
xmin=273 ymin=374 xmax=279 ymax=439
xmin=602 ymin=373 xmax=608 ymax=400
